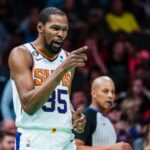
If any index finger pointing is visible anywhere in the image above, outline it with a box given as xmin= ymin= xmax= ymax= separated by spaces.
xmin=72 ymin=46 xmax=88 ymax=54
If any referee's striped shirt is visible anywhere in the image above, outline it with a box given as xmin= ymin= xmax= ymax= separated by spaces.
xmin=74 ymin=107 xmax=117 ymax=146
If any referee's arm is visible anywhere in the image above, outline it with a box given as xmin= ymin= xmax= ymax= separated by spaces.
xmin=76 ymin=139 xmax=111 ymax=150
xmin=75 ymin=139 xmax=132 ymax=150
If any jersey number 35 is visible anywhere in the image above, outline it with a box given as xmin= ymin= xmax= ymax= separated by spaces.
xmin=42 ymin=89 xmax=67 ymax=113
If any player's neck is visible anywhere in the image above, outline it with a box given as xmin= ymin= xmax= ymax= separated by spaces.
xmin=90 ymin=103 xmax=104 ymax=114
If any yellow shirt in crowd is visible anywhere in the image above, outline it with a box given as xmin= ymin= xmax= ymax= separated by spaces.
xmin=106 ymin=11 xmax=140 ymax=33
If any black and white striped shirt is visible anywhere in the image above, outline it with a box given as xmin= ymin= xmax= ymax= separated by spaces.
xmin=74 ymin=107 xmax=117 ymax=146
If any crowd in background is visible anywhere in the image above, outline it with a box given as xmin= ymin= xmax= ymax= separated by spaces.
xmin=0 ymin=0 xmax=150 ymax=149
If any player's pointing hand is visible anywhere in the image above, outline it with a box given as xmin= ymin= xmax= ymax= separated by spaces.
xmin=61 ymin=46 xmax=88 ymax=72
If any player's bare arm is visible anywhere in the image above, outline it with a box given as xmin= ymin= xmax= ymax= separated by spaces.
xmin=76 ymin=139 xmax=132 ymax=150
xmin=68 ymin=61 xmax=86 ymax=133
xmin=9 ymin=45 xmax=88 ymax=115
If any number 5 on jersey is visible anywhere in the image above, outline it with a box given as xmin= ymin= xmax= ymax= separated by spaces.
xmin=42 ymin=89 xmax=67 ymax=113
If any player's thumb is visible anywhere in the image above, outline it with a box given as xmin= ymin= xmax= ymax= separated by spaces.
xmin=75 ymin=106 xmax=83 ymax=117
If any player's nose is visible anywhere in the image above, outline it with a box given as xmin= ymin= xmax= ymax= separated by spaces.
xmin=108 ymin=91 xmax=113 ymax=98
xmin=57 ymin=30 xmax=64 ymax=38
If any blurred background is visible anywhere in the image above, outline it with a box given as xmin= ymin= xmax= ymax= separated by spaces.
xmin=0 ymin=0 xmax=150 ymax=149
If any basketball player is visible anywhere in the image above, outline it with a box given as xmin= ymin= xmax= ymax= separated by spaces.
xmin=9 ymin=7 xmax=87 ymax=150
xmin=74 ymin=76 xmax=132 ymax=150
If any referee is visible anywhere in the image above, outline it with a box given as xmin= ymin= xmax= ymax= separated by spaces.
xmin=74 ymin=76 xmax=132 ymax=150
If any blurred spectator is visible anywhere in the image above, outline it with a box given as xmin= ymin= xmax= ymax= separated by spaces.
xmin=138 ymin=49 xmax=150 ymax=60
xmin=0 ymin=0 xmax=14 ymax=52
xmin=0 ymin=31 xmax=23 ymax=121
xmin=1 ymin=119 xmax=16 ymax=135
xmin=105 ymin=0 xmax=140 ymax=33
xmin=108 ymin=107 xmax=122 ymax=125
xmin=143 ymin=123 xmax=150 ymax=150
xmin=2 ymin=32 xmax=24 ymax=67
xmin=125 ymin=41 xmax=140 ymax=76
xmin=121 ymin=97 xmax=142 ymax=125
xmin=86 ymin=7 xmax=106 ymax=34
xmin=144 ymin=110 xmax=150 ymax=123
xmin=108 ymin=106 xmax=132 ymax=143
xmin=137 ymin=50 xmax=150 ymax=90
xmin=125 ymin=78 xmax=150 ymax=121
xmin=134 ymin=137 xmax=144 ymax=150
xmin=71 ymin=67 xmax=87 ymax=92
xmin=86 ymin=66 xmax=103 ymax=94
xmin=134 ymin=122 xmax=150 ymax=150
xmin=134 ymin=0 xmax=150 ymax=18
xmin=0 ymin=23 xmax=10 ymax=52
xmin=121 ymin=99 xmax=142 ymax=142
xmin=120 ymin=77 xmax=150 ymax=142
xmin=71 ymin=20 xmax=89 ymax=49
xmin=18 ymin=7 xmax=39 ymax=43
xmin=71 ymin=90 xmax=87 ymax=111
xmin=63 ymin=0 xmax=81 ymax=20
xmin=85 ymin=37 xmax=108 ymax=74
xmin=0 ymin=130 xmax=3 ymax=150
xmin=107 ymin=40 xmax=128 ymax=93
xmin=1 ymin=131 xmax=15 ymax=150
xmin=0 ymin=57 xmax=10 ymax=121
xmin=74 ymin=0 xmax=98 ymax=20
xmin=115 ymin=120 xmax=132 ymax=143
xmin=1 ymin=79 xmax=15 ymax=120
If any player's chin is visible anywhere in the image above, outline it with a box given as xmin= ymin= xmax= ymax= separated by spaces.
xmin=51 ymin=46 xmax=61 ymax=54
xmin=103 ymin=106 xmax=111 ymax=114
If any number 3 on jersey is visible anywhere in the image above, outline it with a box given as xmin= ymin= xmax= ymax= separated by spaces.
xmin=42 ymin=89 xmax=67 ymax=113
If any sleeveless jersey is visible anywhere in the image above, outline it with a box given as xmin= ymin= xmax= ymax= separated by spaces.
xmin=12 ymin=43 xmax=73 ymax=131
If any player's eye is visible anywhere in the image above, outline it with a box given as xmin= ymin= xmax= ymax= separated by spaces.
xmin=102 ymin=89 xmax=109 ymax=93
xmin=62 ymin=28 xmax=68 ymax=32
xmin=51 ymin=25 xmax=61 ymax=31
xmin=111 ymin=90 xmax=115 ymax=94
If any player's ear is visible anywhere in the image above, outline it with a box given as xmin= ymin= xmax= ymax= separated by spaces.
xmin=91 ymin=90 xmax=96 ymax=98
xmin=37 ymin=22 xmax=44 ymax=34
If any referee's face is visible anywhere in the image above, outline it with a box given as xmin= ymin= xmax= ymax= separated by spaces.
xmin=93 ymin=81 xmax=115 ymax=112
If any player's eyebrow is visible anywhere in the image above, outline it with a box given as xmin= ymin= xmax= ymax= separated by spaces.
xmin=50 ymin=24 xmax=69 ymax=30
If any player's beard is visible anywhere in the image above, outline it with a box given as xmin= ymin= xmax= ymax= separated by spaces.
xmin=45 ymin=42 xmax=62 ymax=55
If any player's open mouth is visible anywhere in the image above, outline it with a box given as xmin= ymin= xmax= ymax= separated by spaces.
xmin=106 ymin=101 xmax=113 ymax=108
xmin=53 ymin=41 xmax=63 ymax=47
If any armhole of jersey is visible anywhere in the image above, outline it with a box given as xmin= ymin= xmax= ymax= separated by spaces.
xmin=29 ymin=52 xmax=34 ymax=70
xmin=23 ymin=45 xmax=34 ymax=71
xmin=86 ymin=108 xmax=97 ymax=134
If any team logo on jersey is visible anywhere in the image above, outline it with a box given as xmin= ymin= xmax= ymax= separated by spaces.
xmin=32 ymin=51 xmax=39 ymax=57
xmin=60 ymin=55 xmax=63 ymax=59
xmin=33 ymin=69 xmax=71 ymax=88
xmin=60 ymin=55 xmax=64 ymax=62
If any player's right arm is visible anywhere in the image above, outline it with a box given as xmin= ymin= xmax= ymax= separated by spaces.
xmin=9 ymin=45 xmax=88 ymax=115
xmin=76 ymin=140 xmax=132 ymax=150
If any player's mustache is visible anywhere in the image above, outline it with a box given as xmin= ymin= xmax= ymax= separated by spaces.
xmin=54 ymin=39 xmax=64 ymax=44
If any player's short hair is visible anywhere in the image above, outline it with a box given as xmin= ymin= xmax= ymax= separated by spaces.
xmin=38 ymin=7 xmax=66 ymax=24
